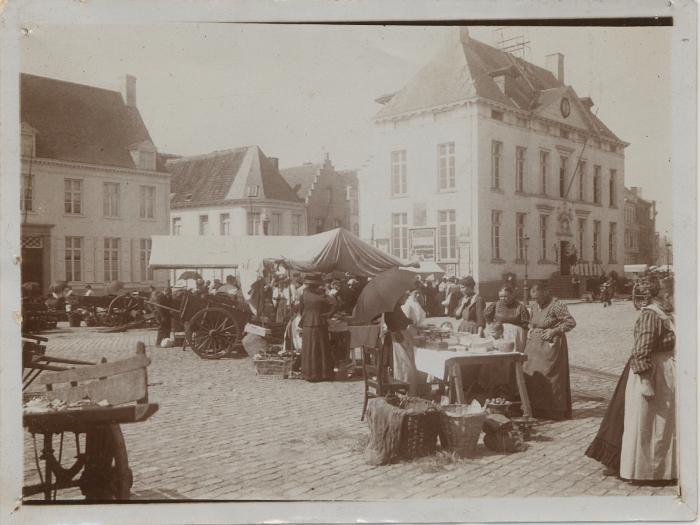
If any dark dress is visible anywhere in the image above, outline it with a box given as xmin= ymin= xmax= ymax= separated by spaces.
xmin=155 ymin=292 xmax=172 ymax=345
xmin=523 ymin=298 xmax=576 ymax=420
xmin=300 ymin=289 xmax=334 ymax=382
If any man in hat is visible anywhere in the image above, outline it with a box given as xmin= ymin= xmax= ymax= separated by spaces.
xmin=155 ymin=286 xmax=173 ymax=347
xmin=299 ymin=273 xmax=334 ymax=382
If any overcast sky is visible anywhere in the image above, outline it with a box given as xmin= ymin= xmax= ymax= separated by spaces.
xmin=20 ymin=24 xmax=672 ymax=233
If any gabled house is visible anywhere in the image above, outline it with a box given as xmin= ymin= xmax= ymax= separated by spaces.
xmin=280 ymin=155 xmax=359 ymax=236
xmin=167 ymin=146 xmax=307 ymax=237
xmin=20 ymin=73 xmax=171 ymax=293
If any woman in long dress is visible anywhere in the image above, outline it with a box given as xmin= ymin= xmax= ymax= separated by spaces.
xmin=299 ymin=274 xmax=334 ymax=382
xmin=523 ymin=281 xmax=576 ymax=420
xmin=454 ymin=276 xmax=485 ymax=335
xmin=481 ymin=285 xmax=530 ymax=394
xmin=619 ymin=276 xmax=676 ymax=482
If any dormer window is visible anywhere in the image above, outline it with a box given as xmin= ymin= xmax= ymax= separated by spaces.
xmin=20 ymin=123 xmax=36 ymax=157
xmin=247 ymin=185 xmax=260 ymax=198
xmin=128 ymin=141 xmax=156 ymax=171
xmin=491 ymin=110 xmax=504 ymax=121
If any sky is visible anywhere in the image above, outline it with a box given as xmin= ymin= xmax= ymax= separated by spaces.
xmin=20 ymin=23 xmax=672 ymax=233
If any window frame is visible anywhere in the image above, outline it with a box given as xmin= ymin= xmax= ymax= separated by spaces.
xmin=21 ymin=173 xmax=34 ymax=212
xmin=139 ymin=185 xmax=156 ymax=219
xmin=593 ymin=165 xmax=602 ymax=204
xmin=64 ymin=178 xmax=83 ymax=215
xmin=438 ymin=209 xmax=456 ymax=260
xmin=539 ymin=150 xmax=549 ymax=195
xmin=198 ymin=215 xmax=209 ymax=235
xmin=391 ymin=212 xmax=409 ymax=259
xmin=559 ymin=156 xmax=568 ymax=198
xmin=172 ymin=217 xmax=182 ymax=236
xmin=103 ymin=237 xmax=120 ymax=282
xmin=390 ymin=150 xmax=407 ymax=196
xmin=65 ymin=236 xmax=82 ymax=282
xmin=437 ymin=142 xmax=456 ymax=191
xmin=219 ymin=213 xmax=231 ymax=236
xmin=139 ymin=238 xmax=153 ymax=281
xmin=609 ymin=169 xmax=617 ymax=207
xmin=516 ymin=212 xmax=527 ymax=261
xmin=539 ymin=214 xmax=548 ymax=261
xmin=608 ymin=222 xmax=617 ymax=263
xmin=577 ymin=218 xmax=586 ymax=260
xmin=578 ymin=161 xmax=587 ymax=202
xmin=272 ymin=212 xmax=282 ymax=235
xmin=515 ymin=146 xmax=526 ymax=193
xmin=593 ymin=220 xmax=601 ymax=263
xmin=248 ymin=212 xmax=262 ymax=235
xmin=491 ymin=141 xmax=503 ymax=190
xmin=103 ymin=182 xmax=121 ymax=218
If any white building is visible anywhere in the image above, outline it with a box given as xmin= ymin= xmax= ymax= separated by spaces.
xmin=20 ymin=73 xmax=170 ymax=293
xmin=167 ymin=146 xmax=307 ymax=238
xmin=360 ymin=28 xmax=627 ymax=298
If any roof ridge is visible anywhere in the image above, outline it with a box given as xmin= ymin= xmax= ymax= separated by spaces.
xmin=21 ymin=72 xmax=124 ymax=96
xmin=166 ymin=146 xmax=252 ymax=163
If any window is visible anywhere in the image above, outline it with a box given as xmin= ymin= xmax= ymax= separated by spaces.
xmin=491 ymin=110 xmax=504 ymax=121
xmin=516 ymin=213 xmax=527 ymax=261
xmin=438 ymin=142 xmax=455 ymax=191
xmin=21 ymin=132 xmax=35 ymax=157
xmin=593 ymin=165 xmax=602 ymax=204
xmin=577 ymin=218 xmax=586 ymax=259
xmin=391 ymin=213 xmax=408 ymax=259
xmin=64 ymin=179 xmax=82 ymax=214
xmin=539 ymin=215 xmax=548 ymax=261
xmin=559 ymin=156 xmax=568 ymax=198
xmin=539 ymin=150 xmax=549 ymax=195
xmin=292 ymin=214 xmax=302 ymax=235
xmin=103 ymin=182 xmax=120 ymax=217
xmin=247 ymin=185 xmax=260 ymax=197
xmin=390 ymin=150 xmax=407 ymax=195
xmin=271 ymin=213 xmax=282 ymax=235
xmin=140 ymin=238 xmax=153 ymax=280
xmin=65 ymin=237 xmax=82 ymax=282
xmin=103 ymin=238 xmax=120 ymax=282
xmin=199 ymin=215 xmax=209 ymax=235
xmin=139 ymin=185 xmax=155 ymax=219
xmin=593 ymin=220 xmax=601 ymax=262
xmin=515 ymin=146 xmax=526 ymax=193
xmin=608 ymin=222 xmax=617 ymax=263
xmin=491 ymin=210 xmax=502 ymax=261
xmin=172 ymin=217 xmax=182 ymax=235
xmin=248 ymin=212 xmax=262 ymax=235
xmin=609 ymin=169 xmax=617 ymax=207
xmin=138 ymin=150 xmax=156 ymax=171
xmin=438 ymin=209 xmax=456 ymax=260
xmin=315 ymin=217 xmax=324 ymax=234
xmin=578 ymin=161 xmax=586 ymax=201
xmin=20 ymin=173 xmax=33 ymax=212
xmin=491 ymin=141 xmax=502 ymax=189
xmin=220 ymin=213 xmax=230 ymax=235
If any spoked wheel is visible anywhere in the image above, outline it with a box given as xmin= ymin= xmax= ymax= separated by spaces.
xmin=185 ymin=307 xmax=243 ymax=359
xmin=107 ymin=295 xmax=144 ymax=325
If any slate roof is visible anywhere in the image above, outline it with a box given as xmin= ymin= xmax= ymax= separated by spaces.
xmin=376 ymin=33 xmax=621 ymax=142
xmin=20 ymin=73 xmax=160 ymax=169
xmin=167 ymin=146 xmax=302 ymax=208
xmin=279 ymin=163 xmax=321 ymax=200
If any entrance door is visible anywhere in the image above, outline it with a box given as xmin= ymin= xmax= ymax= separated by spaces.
xmin=22 ymin=245 xmax=44 ymax=289
xmin=560 ymin=240 xmax=571 ymax=276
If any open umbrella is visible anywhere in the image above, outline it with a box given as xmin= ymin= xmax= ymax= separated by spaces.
xmin=49 ymin=281 xmax=68 ymax=294
xmin=352 ymin=268 xmax=417 ymax=324
xmin=178 ymin=270 xmax=203 ymax=281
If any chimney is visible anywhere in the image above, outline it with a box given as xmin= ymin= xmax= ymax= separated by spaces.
xmin=545 ymin=53 xmax=565 ymax=84
xmin=580 ymin=97 xmax=594 ymax=110
xmin=121 ymin=74 xmax=137 ymax=108
xmin=631 ymin=186 xmax=641 ymax=198
xmin=268 ymin=157 xmax=279 ymax=172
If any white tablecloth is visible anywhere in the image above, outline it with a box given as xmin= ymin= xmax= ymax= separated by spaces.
xmin=414 ymin=347 xmax=523 ymax=379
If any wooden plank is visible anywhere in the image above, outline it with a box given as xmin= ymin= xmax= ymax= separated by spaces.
xmin=24 ymin=403 xmax=159 ymax=433
xmin=38 ymin=354 xmax=149 ymax=385
xmin=45 ymin=368 xmax=147 ymax=405
xmin=244 ymin=323 xmax=271 ymax=337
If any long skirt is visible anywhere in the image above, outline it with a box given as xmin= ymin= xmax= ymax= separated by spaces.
xmin=585 ymin=359 xmax=631 ymax=472
xmin=301 ymin=326 xmax=334 ymax=382
xmin=391 ymin=327 xmax=421 ymax=395
xmin=478 ymin=323 xmax=526 ymax=395
xmin=620 ymin=352 xmax=676 ymax=481
xmin=523 ymin=330 xmax=572 ymax=420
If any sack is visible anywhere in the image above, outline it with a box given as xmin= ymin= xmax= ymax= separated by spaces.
xmin=160 ymin=338 xmax=173 ymax=348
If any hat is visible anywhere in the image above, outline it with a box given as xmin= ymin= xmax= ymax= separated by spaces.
xmin=304 ymin=272 xmax=324 ymax=285
xmin=459 ymin=276 xmax=476 ymax=288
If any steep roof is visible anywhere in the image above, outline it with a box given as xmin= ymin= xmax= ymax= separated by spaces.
xmin=20 ymin=73 xmax=158 ymax=169
xmin=279 ymin=163 xmax=321 ymax=200
xmin=167 ymin=146 xmax=302 ymax=208
xmin=376 ymin=33 xmax=621 ymax=142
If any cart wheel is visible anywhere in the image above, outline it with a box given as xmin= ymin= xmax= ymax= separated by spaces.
xmin=80 ymin=424 xmax=132 ymax=500
xmin=186 ymin=307 xmax=242 ymax=359
xmin=107 ymin=295 xmax=144 ymax=325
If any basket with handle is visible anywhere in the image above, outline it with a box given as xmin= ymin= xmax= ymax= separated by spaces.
xmin=386 ymin=396 xmax=440 ymax=459
xmin=438 ymin=404 xmax=487 ymax=457
xmin=253 ymin=344 xmax=294 ymax=378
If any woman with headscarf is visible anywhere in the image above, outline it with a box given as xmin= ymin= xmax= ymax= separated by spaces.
xmin=299 ymin=273 xmax=334 ymax=382
xmin=523 ymin=281 xmax=576 ymax=420
xmin=619 ymin=276 xmax=676 ymax=482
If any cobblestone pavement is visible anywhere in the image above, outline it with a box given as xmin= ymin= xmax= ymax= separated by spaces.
xmin=23 ymin=300 xmax=678 ymax=500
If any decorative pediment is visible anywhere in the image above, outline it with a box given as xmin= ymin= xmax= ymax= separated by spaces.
xmin=534 ymin=86 xmax=594 ymax=133
xmin=536 ymin=203 xmax=555 ymax=212
xmin=555 ymin=202 xmax=575 ymax=237
xmin=575 ymin=208 xmax=592 ymax=217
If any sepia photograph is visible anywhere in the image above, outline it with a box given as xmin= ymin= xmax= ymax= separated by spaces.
xmin=0 ymin=1 xmax=696 ymax=524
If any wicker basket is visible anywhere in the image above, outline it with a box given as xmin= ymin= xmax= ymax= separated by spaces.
xmin=438 ymin=405 xmax=487 ymax=457
xmin=387 ymin=396 xmax=440 ymax=459
xmin=253 ymin=357 xmax=294 ymax=379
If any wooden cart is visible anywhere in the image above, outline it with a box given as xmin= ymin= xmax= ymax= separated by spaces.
xmin=23 ymin=342 xmax=158 ymax=500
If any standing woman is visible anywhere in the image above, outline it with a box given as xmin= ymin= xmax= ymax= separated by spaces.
xmin=620 ymin=276 xmax=676 ymax=482
xmin=454 ymin=276 xmax=485 ymax=336
xmin=299 ymin=273 xmax=334 ymax=382
xmin=523 ymin=282 xmax=576 ymax=420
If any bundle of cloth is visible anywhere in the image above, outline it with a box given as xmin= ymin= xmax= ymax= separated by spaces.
xmin=364 ymin=397 xmax=405 ymax=466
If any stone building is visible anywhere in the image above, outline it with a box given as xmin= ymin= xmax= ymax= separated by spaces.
xmin=280 ymin=155 xmax=360 ymax=236
xmin=20 ymin=73 xmax=170 ymax=293
xmin=623 ymin=186 xmax=657 ymax=265
xmin=360 ymin=28 xmax=627 ymax=298
xmin=167 ymin=146 xmax=307 ymax=237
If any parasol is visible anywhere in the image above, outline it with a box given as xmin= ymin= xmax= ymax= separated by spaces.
xmin=178 ymin=270 xmax=203 ymax=281
xmin=48 ymin=281 xmax=68 ymax=294
xmin=352 ymin=268 xmax=417 ymax=324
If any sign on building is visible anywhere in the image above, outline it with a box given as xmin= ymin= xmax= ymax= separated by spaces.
xmin=409 ymin=227 xmax=436 ymax=261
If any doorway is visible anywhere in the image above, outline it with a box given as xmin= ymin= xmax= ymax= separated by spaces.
xmin=560 ymin=240 xmax=571 ymax=276
xmin=22 ymin=244 xmax=44 ymax=289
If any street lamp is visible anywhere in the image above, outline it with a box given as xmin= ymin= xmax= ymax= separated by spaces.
xmin=523 ymin=235 xmax=530 ymax=304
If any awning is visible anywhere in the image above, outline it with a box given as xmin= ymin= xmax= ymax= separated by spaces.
xmin=624 ymin=264 xmax=649 ymax=274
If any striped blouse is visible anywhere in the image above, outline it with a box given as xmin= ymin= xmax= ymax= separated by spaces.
xmin=530 ymin=298 xmax=576 ymax=334
xmin=630 ymin=306 xmax=676 ymax=375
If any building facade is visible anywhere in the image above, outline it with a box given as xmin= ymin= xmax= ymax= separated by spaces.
xmin=167 ymin=146 xmax=307 ymax=238
xmin=280 ymin=155 xmax=360 ymax=236
xmin=20 ymin=73 xmax=170 ymax=293
xmin=360 ymin=29 xmax=627 ymax=298
xmin=623 ymin=186 xmax=657 ymax=265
